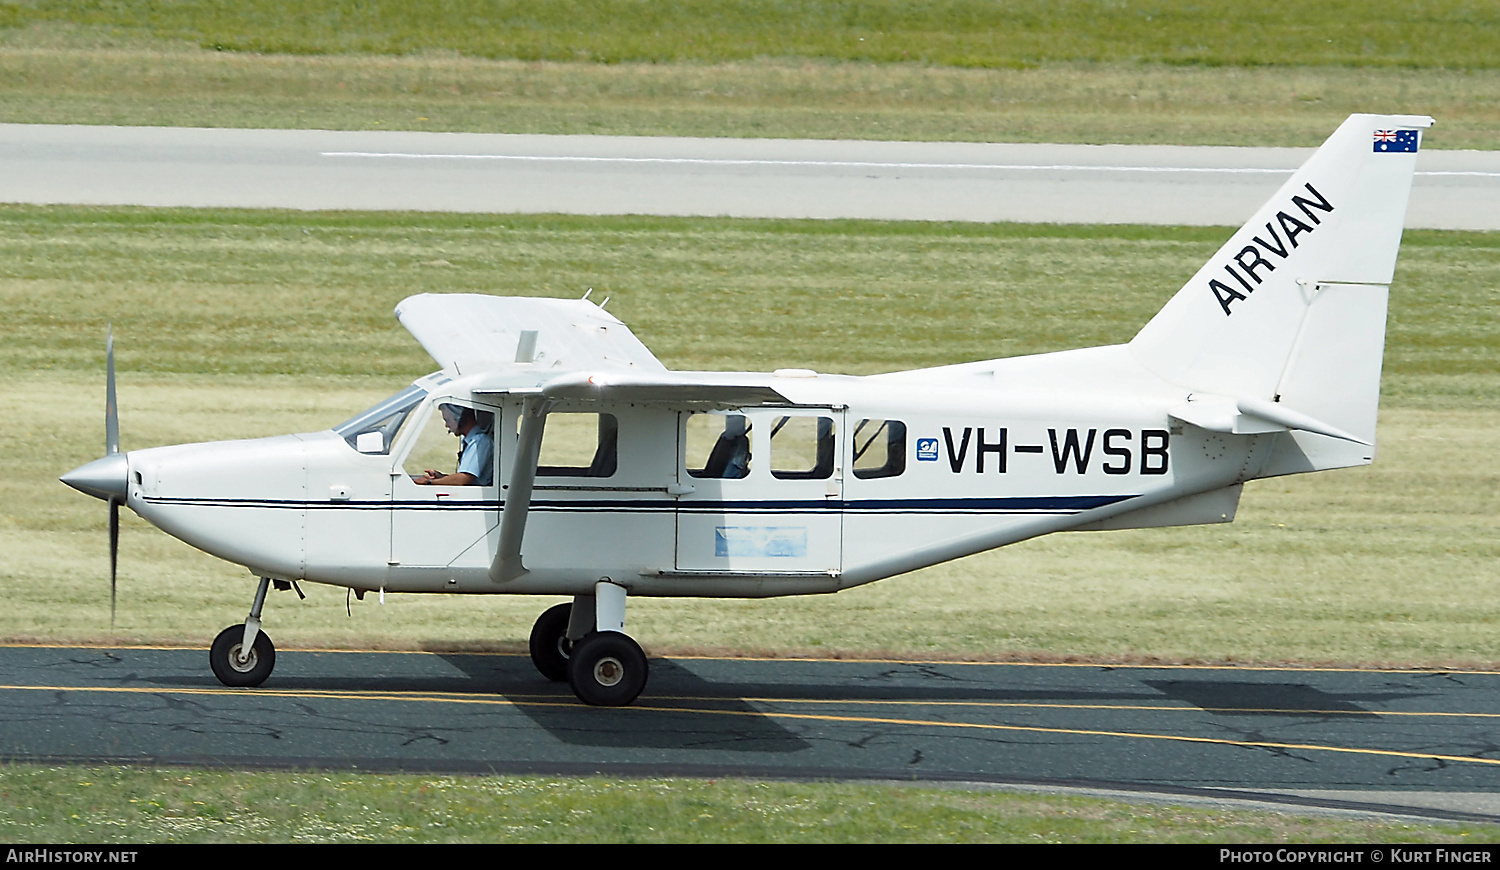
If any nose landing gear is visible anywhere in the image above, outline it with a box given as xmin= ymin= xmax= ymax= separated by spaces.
xmin=209 ymin=575 xmax=286 ymax=688
xmin=209 ymin=623 xmax=276 ymax=687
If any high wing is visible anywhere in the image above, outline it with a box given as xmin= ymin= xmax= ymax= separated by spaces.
xmin=395 ymin=293 xmax=667 ymax=375
xmin=398 ymin=292 xmax=800 ymax=406
xmin=526 ymin=370 xmax=792 ymax=408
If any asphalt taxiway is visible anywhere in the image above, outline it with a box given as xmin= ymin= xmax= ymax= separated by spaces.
xmin=3 ymin=646 xmax=1497 ymax=821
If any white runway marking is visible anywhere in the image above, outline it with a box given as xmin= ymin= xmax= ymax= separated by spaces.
xmin=321 ymin=151 xmax=1500 ymax=178
xmin=321 ymin=151 xmax=1295 ymax=173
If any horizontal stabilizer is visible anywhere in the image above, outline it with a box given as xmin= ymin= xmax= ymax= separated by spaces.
xmin=1169 ymin=395 xmax=1370 ymax=445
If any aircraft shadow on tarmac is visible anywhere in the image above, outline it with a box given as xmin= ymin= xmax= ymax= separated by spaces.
xmin=85 ymin=646 xmax=1447 ymax=754
xmin=1142 ymin=680 xmax=1417 ymax=716
xmin=243 ymin=655 xmax=1441 ymax=751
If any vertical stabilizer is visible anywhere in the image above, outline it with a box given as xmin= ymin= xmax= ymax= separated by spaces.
xmin=1129 ymin=114 xmax=1431 ymax=446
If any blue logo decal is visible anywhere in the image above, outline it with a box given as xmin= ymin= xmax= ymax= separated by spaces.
xmin=916 ymin=438 xmax=939 ymax=461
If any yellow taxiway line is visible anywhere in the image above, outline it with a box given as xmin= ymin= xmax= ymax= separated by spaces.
xmin=4 ymin=682 xmax=1497 ymax=770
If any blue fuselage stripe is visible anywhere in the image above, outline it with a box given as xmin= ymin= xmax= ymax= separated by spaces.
xmin=140 ymin=494 xmax=1137 ymax=514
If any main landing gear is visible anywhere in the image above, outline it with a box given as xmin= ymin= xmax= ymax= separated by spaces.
xmin=207 ymin=575 xmax=648 ymax=705
xmin=209 ymin=575 xmax=301 ymax=688
xmin=528 ymin=579 xmax=648 ymax=707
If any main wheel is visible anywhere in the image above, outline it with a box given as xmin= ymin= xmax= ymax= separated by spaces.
xmin=209 ymin=624 xmax=276 ymax=687
xmin=528 ymin=602 xmax=577 ymax=682
xmin=567 ymin=631 xmax=648 ymax=707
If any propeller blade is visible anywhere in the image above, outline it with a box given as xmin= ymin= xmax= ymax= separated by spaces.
xmin=109 ymin=499 xmax=119 ymax=628
xmin=107 ymin=327 xmax=120 ymax=627
xmin=105 ymin=325 xmax=119 ymax=456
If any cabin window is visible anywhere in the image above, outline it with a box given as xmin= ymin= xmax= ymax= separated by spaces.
xmin=334 ymin=385 xmax=426 ymax=454
xmin=852 ymin=419 xmax=906 ymax=479
xmin=685 ymin=413 xmax=751 ymax=479
xmin=536 ymin=413 xmax=618 ymax=478
xmin=403 ymin=401 xmax=497 ymax=486
xmin=771 ymin=415 xmax=836 ymax=480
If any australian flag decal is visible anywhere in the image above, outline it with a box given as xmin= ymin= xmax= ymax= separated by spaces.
xmin=1373 ymin=129 xmax=1419 ymax=153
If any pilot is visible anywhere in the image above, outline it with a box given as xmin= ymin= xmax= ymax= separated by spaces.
xmin=414 ymin=404 xmax=494 ymax=486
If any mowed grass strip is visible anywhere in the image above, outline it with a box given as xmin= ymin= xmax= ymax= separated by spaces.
xmin=1 ymin=9 xmax=1496 ymax=146
xmin=5 ymin=0 xmax=1498 ymax=67
xmin=5 ymin=765 xmax=1496 ymax=843
xmin=1 ymin=206 xmax=1495 ymax=665
xmin=4 ymin=208 xmax=1493 ymax=392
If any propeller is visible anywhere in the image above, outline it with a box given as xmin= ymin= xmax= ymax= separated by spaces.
xmin=106 ymin=326 xmax=119 ymax=627
xmin=59 ymin=326 xmax=129 ymax=628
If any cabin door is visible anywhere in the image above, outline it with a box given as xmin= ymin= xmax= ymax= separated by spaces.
xmin=389 ymin=398 xmax=501 ymax=568
xmin=674 ymin=408 xmax=844 ymax=574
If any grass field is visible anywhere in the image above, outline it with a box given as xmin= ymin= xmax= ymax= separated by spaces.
xmin=5 ymin=765 xmax=1496 ymax=843
xmin=6 ymin=0 xmax=1498 ymax=67
xmin=1 ymin=6 xmax=1497 ymax=146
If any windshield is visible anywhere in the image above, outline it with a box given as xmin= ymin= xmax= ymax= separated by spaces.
xmin=333 ymin=385 xmax=427 ymax=454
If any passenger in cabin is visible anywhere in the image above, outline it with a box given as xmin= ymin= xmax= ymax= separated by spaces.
xmin=705 ymin=416 xmax=751 ymax=479
xmin=414 ymin=404 xmax=494 ymax=486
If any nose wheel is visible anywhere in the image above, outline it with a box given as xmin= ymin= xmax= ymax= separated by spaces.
xmin=210 ymin=623 xmax=276 ymax=687
xmin=209 ymin=575 xmax=279 ymax=688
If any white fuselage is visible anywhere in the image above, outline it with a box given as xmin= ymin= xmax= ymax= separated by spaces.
xmin=120 ymin=343 xmax=1316 ymax=599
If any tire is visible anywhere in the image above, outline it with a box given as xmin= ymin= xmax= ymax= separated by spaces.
xmin=567 ymin=631 xmax=648 ymax=707
xmin=528 ymin=602 xmax=577 ymax=682
xmin=209 ymin=624 xmax=276 ymax=687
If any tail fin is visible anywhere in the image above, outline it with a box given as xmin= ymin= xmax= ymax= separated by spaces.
xmin=1129 ymin=113 xmax=1432 ymax=455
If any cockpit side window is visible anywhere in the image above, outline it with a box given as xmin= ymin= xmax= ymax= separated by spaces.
xmin=403 ymin=400 xmax=497 ymax=486
xmin=334 ymin=385 xmax=427 ymax=454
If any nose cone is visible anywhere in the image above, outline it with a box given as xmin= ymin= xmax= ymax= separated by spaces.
xmin=60 ymin=453 xmax=129 ymax=502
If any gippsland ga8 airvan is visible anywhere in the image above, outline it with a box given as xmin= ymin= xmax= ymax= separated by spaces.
xmin=61 ymin=113 xmax=1432 ymax=706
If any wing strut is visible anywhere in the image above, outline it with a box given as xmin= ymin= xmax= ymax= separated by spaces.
xmin=490 ymin=396 xmax=552 ymax=583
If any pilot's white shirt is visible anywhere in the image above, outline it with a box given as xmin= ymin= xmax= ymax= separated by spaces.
xmin=457 ymin=428 xmax=494 ymax=486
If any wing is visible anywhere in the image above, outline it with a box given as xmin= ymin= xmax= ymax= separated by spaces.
xmin=532 ymin=370 xmax=791 ymax=409
xmin=395 ymin=294 xmax=667 ymax=375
